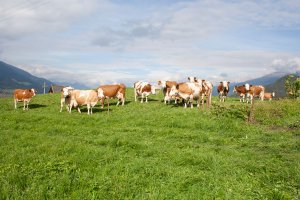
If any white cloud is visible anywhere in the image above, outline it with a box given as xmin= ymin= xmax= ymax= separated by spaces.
xmin=271 ymin=57 xmax=300 ymax=73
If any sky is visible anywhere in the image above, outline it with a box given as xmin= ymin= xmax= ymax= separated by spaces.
xmin=0 ymin=0 xmax=300 ymax=87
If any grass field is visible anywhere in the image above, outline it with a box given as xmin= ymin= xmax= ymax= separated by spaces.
xmin=0 ymin=89 xmax=299 ymax=199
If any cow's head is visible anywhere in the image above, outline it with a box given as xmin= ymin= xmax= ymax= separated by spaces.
xmin=168 ymin=85 xmax=178 ymax=97
xmin=272 ymin=92 xmax=275 ymax=97
xmin=97 ymin=88 xmax=105 ymax=99
xmin=188 ymin=77 xmax=197 ymax=83
xmin=233 ymin=86 xmax=237 ymax=93
xmin=157 ymin=80 xmax=166 ymax=88
xmin=62 ymin=87 xmax=72 ymax=97
xmin=220 ymin=81 xmax=230 ymax=91
xmin=245 ymin=83 xmax=250 ymax=91
xmin=31 ymin=88 xmax=36 ymax=96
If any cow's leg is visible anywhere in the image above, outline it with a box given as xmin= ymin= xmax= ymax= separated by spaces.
xmin=87 ymin=104 xmax=90 ymax=115
xmin=26 ymin=100 xmax=29 ymax=110
xmin=141 ymin=93 xmax=144 ymax=103
xmin=134 ymin=88 xmax=137 ymax=102
xmin=14 ymin=99 xmax=17 ymax=109
xmin=23 ymin=101 xmax=26 ymax=110
xmin=122 ymin=97 xmax=125 ymax=106
xmin=77 ymin=107 xmax=81 ymax=113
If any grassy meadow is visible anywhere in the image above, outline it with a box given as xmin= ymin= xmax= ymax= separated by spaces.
xmin=0 ymin=88 xmax=299 ymax=199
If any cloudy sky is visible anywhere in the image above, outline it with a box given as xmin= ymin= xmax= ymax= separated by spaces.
xmin=0 ymin=0 xmax=300 ymax=87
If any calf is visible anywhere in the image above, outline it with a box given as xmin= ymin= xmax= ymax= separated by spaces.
xmin=217 ymin=81 xmax=230 ymax=102
xmin=69 ymin=90 xmax=100 ymax=115
xmin=157 ymin=80 xmax=178 ymax=104
xmin=13 ymin=88 xmax=36 ymax=110
xmin=60 ymin=86 xmax=74 ymax=112
xmin=134 ymin=81 xmax=156 ymax=103
xmin=97 ymin=84 xmax=126 ymax=108
xmin=264 ymin=92 xmax=275 ymax=101
xmin=169 ymin=82 xmax=202 ymax=108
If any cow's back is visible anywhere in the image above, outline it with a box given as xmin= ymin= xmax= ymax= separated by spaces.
xmin=99 ymin=85 xmax=120 ymax=97
xmin=178 ymin=83 xmax=193 ymax=94
xmin=14 ymin=89 xmax=31 ymax=100
xmin=141 ymin=84 xmax=152 ymax=93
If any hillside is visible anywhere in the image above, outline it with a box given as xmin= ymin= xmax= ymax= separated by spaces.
xmin=0 ymin=90 xmax=299 ymax=199
xmin=0 ymin=61 xmax=53 ymax=93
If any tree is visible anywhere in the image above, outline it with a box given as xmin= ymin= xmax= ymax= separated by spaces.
xmin=285 ymin=74 xmax=300 ymax=99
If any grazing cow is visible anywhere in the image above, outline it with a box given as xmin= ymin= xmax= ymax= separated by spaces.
xmin=217 ymin=81 xmax=230 ymax=102
xmin=157 ymin=80 xmax=178 ymax=104
xmin=60 ymin=86 xmax=74 ymax=112
xmin=188 ymin=77 xmax=213 ymax=107
xmin=248 ymin=85 xmax=265 ymax=102
xmin=97 ymin=84 xmax=126 ymax=108
xmin=264 ymin=92 xmax=275 ymax=101
xmin=134 ymin=81 xmax=156 ymax=103
xmin=13 ymin=89 xmax=36 ymax=110
xmin=69 ymin=90 xmax=101 ymax=115
xmin=169 ymin=82 xmax=203 ymax=108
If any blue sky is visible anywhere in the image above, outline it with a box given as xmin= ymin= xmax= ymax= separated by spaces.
xmin=0 ymin=0 xmax=299 ymax=87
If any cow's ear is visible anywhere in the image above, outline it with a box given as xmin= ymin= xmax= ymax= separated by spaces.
xmin=228 ymin=82 xmax=230 ymax=84
xmin=250 ymin=84 xmax=253 ymax=87
xmin=220 ymin=81 xmax=222 ymax=84
xmin=243 ymin=84 xmax=245 ymax=87
xmin=188 ymin=77 xmax=190 ymax=81
xmin=202 ymin=80 xmax=205 ymax=83
xmin=176 ymin=84 xmax=179 ymax=89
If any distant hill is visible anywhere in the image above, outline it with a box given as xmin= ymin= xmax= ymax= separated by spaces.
xmin=265 ymin=74 xmax=300 ymax=97
xmin=0 ymin=60 xmax=53 ymax=94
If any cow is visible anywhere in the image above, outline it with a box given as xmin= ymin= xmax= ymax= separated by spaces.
xmin=13 ymin=88 xmax=36 ymax=110
xmin=264 ymin=92 xmax=275 ymax=101
xmin=60 ymin=86 xmax=74 ymax=112
xmin=248 ymin=85 xmax=265 ymax=102
xmin=187 ymin=77 xmax=213 ymax=107
xmin=169 ymin=82 xmax=203 ymax=108
xmin=97 ymin=84 xmax=126 ymax=108
xmin=217 ymin=81 xmax=230 ymax=102
xmin=233 ymin=84 xmax=249 ymax=103
xmin=157 ymin=80 xmax=178 ymax=104
xmin=134 ymin=81 xmax=156 ymax=103
xmin=69 ymin=90 xmax=102 ymax=115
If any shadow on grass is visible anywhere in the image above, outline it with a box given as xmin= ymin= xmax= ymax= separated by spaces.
xmin=29 ymin=104 xmax=48 ymax=109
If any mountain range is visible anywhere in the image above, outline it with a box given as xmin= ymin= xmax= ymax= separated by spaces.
xmin=1 ymin=60 xmax=298 ymax=97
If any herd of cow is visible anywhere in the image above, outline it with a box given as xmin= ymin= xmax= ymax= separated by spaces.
xmin=13 ymin=76 xmax=275 ymax=114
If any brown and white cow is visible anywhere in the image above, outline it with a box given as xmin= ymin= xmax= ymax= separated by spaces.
xmin=157 ymin=80 xmax=178 ymax=104
xmin=134 ymin=81 xmax=156 ymax=103
xmin=217 ymin=81 xmax=230 ymax=102
xmin=97 ymin=84 xmax=126 ymax=108
xmin=60 ymin=86 xmax=74 ymax=112
xmin=264 ymin=92 xmax=275 ymax=101
xmin=169 ymin=82 xmax=203 ymax=108
xmin=69 ymin=90 xmax=102 ymax=114
xmin=233 ymin=84 xmax=249 ymax=103
xmin=13 ymin=88 xmax=36 ymax=110
xmin=187 ymin=77 xmax=213 ymax=107
xmin=247 ymin=85 xmax=265 ymax=102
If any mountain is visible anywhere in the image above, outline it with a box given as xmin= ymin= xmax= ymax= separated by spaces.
xmin=0 ymin=60 xmax=53 ymax=94
xmin=265 ymin=73 xmax=300 ymax=97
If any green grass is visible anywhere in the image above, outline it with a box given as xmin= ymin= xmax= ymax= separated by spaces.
xmin=0 ymin=89 xmax=299 ymax=199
